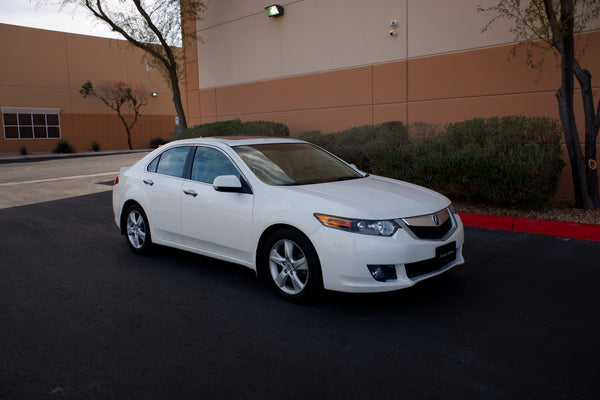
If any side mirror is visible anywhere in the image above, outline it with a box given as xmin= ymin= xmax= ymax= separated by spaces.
xmin=213 ymin=175 xmax=243 ymax=192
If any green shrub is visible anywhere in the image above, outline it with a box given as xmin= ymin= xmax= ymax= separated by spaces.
xmin=90 ymin=142 xmax=101 ymax=152
xmin=19 ymin=146 xmax=27 ymax=155
xmin=241 ymin=120 xmax=290 ymax=137
xmin=312 ymin=121 xmax=410 ymax=171
xmin=150 ymin=137 xmax=168 ymax=148
xmin=53 ymin=140 xmax=75 ymax=154
xmin=293 ymin=130 xmax=322 ymax=142
xmin=176 ymin=119 xmax=289 ymax=140
xmin=371 ymin=116 xmax=565 ymax=208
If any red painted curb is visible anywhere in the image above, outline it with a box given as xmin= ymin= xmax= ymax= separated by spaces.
xmin=458 ymin=212 xmax=600 ymax=242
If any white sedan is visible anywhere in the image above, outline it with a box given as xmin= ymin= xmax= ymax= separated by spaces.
xmin=113 ymin=137 xmax=464 ymax=301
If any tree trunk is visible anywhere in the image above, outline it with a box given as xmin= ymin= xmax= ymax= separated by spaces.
xmin=573 ymin=66 xmax=600 ymax=209
xmin=168 ymin=65 xmax=188 ymax=131
xmin=556 ymin=0 xmax=595 ymax=210
xmin=125 ymin=127 xmax=133 ymax=150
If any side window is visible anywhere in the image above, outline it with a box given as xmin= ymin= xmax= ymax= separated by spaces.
xmin=191 ymin=146 xmax=240 ymax=184
xmin=147 ymin=156 xmax=159 ymax=173
xmin=149 ymin=146 xmax=190 ymax=178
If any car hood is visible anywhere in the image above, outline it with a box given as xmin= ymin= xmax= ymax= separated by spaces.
xmin=291 ymin=175 xmax=451 ymax=219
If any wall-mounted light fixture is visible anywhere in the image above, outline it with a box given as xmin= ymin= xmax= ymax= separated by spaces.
xmin=265 ymin=4 xmax=284 ymax=17
xmin=151 ymin=92 xmax=159 ymax=97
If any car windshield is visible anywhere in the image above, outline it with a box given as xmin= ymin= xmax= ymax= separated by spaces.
xmin=233 ymin=143 xmax=363 ymax=185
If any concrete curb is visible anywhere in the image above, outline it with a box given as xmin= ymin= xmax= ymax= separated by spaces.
xmin=0 ymin=149 xmax=151 ymax=164
xmin=459 ymin=212 xmax=600 ymax=242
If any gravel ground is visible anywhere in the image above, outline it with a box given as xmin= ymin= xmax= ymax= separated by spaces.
xmin=454 ymin=198 xmax=600 ymax=225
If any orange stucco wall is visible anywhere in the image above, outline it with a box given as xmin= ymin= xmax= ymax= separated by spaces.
xmin=184 ymin=26 xmax=600 ymax=200
xmin=187 ymin=31 xmax=600 ymax=136
xmin=0 ymin=23 xmax=179 ymax=153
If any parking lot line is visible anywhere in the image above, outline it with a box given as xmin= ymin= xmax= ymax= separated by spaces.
xmin=0 ymin=172 xmax=117 ymax=187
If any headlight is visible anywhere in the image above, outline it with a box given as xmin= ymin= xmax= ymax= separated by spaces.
xmin=448 ymin=204 xmax=457 ymax=215
xmin=314 ymin=214 xmax=400 ymax=236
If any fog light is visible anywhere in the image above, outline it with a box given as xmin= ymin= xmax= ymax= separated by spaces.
xmin=367 ymin=265 xmax=397 ymax=282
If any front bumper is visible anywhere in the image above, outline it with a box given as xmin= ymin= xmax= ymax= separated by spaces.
xmin=309 ymin=215 xmax=465 ymax=293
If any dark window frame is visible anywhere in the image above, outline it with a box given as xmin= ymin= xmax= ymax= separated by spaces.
xmin=2 ymin=107 xmax=61 ymax=140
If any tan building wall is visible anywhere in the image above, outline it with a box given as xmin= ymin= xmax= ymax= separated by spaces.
xmin=184 ymin=0 xmax=600 ymax=200
xmin=0 ymin=23 xmax=180 ymax=154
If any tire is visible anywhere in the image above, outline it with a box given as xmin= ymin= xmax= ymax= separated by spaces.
xmin=264 ymin=228 xmax=323 ymax=301
xmin=124 ymin=204 xmax=152 ymax=255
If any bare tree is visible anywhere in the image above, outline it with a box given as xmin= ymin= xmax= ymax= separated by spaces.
xmin=80 ymin=80 xmax=147 ymax=150
xmin=479 ymin=0 xmax=600 ymax=209
xmin=58 ymin=0 xmax=207 ymax=129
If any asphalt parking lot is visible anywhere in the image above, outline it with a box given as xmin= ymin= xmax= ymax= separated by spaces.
xmin=1 ymin=154 xmax=599 ymax=399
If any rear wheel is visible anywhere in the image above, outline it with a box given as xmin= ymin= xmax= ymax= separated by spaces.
xmin=264 ymin=228 xmax=322 ymax=301
xmin=124 ymin=204 xmax=152 ymax=255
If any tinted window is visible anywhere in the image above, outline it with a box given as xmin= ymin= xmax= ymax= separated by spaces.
xmin=154 ymin=146 xmax=190 ymax=178
xmin=147 ymin=156 xmax=159 ymax=173
xmin=234 ymin=143 xmax=361 ymax=185
xmin=191 ymin=146 xmax=240 ymax=184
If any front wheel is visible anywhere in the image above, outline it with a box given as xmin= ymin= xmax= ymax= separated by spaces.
xmin=264 ymin=228 xmax=322 ymax=301
xmin=124 ymin=204 xmax=152 ymax=255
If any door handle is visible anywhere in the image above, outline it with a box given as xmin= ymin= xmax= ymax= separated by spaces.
xmin=183 ymin=189 xmax=198 ymax=197
xmin=143 ymin=179 xmax=154 ymax=186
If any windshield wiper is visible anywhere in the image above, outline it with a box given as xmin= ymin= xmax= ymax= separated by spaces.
xmin=332 ymin=176 xmax=362 ymax=182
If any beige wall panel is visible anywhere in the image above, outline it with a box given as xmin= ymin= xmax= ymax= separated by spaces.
xmin=199 ymin=117 xmax=217 ymax=125
xmin=215 ymin=106 xmax=373 ymax=135
xmin=66 ymin=35 xmax=129 ymax=89
xmin=124 ymin=49 xmax=180 ymax=115
xmin=408 ymin=44 xmax=560 ymax=102
xmin=407 ymin=92 xmax=559 ymax=125
xmin=576 ymin=31 xmax=600 ymax=78
xmin=373 ymin=103 xmax=407 ymax=125
xmin=186 ymin=89 xmax=202 ymax=119
xmin=214 ymin=67 xmax=372 ymax=116
xmin=0 ymin=85 xmax=72 ymax=110
xmin=408 ymin=0 xmax=514 ymax=58
xmin=71 ymin=86 xmax=174 ymax=116
xmin=185 ymin=60 xmax=200 ymax=95
xmin=0 ymin=24 xmax=70 ymax=88
xmin=197 ymin=0 xmax=406 ymax=88
xmin=199 ymin=88 xmax=217 ymax=117
xmin=373 ymin=61 xmax=407 ymax=104
xmin=198 ymin=0 xmax=268 ymax=28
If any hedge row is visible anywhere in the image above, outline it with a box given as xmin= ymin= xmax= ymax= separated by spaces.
xmin=306 ymin=117 xmax=564 ymax=208
xmin=175 ymin=119 xmax=290 ymax=140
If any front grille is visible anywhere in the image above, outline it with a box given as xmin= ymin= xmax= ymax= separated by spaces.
xmin=405 ymin=257 xmax=449 ymax=279
xmin=405 ymin=217 xmax=452 ymax=240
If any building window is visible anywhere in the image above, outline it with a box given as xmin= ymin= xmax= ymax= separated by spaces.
xmin=2 ymin=107 xmax=61 ymax=139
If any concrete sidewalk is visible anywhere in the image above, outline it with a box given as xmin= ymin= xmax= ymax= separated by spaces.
xmin=0 ymin=149 xmax=151 ymax=164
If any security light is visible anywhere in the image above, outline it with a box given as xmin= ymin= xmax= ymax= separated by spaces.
xmin=265 ymin=4 xmax=284 ymax=17
xmin=151 ymin=92 xmax=158 ymax=97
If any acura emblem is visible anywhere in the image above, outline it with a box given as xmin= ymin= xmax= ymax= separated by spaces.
xmin=432 ymin=215 xmax=440 ymax=226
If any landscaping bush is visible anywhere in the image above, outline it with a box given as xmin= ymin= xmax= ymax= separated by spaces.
xmin=293 ymin=130 xmax=322 ymax=142
xmin=371 ymin=116 xmax=565 ymax=208
xmin=19 ymin=146 xmax=27 ymax=155
xmin=176 ymin=119 xmax=289 ymax=140
xmin=90 ymin=142 xmax=101 ymax=152
xmin=53 ymin=140 xmax=75 ymax=154
xmin=150 ymin=137 xmax=168 ymax=148
xmin=312 ymin=121 xmax=410 ymax=171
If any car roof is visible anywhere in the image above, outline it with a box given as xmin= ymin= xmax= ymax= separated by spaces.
xmin=170 ymin=136 xmax=307 ymax=147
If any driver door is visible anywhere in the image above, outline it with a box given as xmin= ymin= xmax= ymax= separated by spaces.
xmin=180 ymin=146 xmax=254 ymax=264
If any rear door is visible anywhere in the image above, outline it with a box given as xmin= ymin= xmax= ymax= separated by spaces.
xmin=141 ymin=145 xmax=191 ymax=244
